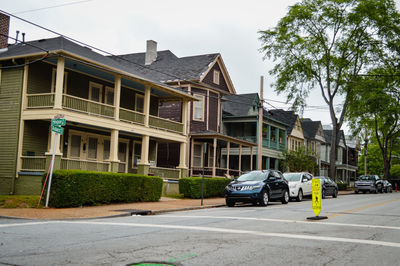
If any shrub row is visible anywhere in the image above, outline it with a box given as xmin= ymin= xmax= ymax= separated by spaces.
xmin=336 ymin=182 xmax=347 ymax=191
xmin=179 ymin=177 xmax=231 ymax=199
xmin=43 ymin=170 xmax=163 ymax=208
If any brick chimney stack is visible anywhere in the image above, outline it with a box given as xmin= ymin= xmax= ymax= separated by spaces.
xmin=0 ymin=13 xmax=10 ymax=49
xmin=145 ymin=40 xmax=157 ymax=65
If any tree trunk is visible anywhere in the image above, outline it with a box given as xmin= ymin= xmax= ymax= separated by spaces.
xmin=329 ymin=125 xmax=338 ymax=181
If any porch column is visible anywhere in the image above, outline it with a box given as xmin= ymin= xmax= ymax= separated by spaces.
xmin=182 ymin=100 xmax=188 ymax=136
xmin=226 ymin=141 xmax=230 ymax=176
xmin=144 ymin=85 xmax=151 ymax=127
xmin=178 ymin=142 xmax=188 ymax=178
xmin=110 ymin=129 xmax=119 ymax=172
xmin=276 ymin=127 xmax=279 ymax=149
xmin=54 ymin=56 xmax=65 ymax=109
xmin=212 ymin=137 xmax=217 ymax=177
xmin=267 ymin=125 xmax=271 ymax=147
xmin=138 ymin=135 xmax=150 ymax=175
xmin=250 ymin=146 xmax=253 ymax=171
xmin=190 ymin=139 xmax=194 ymax=176
xmin=114 ymin=75 xmax=121 ymax=120
xmin=238 ymin=144 xmax=242 ymax=174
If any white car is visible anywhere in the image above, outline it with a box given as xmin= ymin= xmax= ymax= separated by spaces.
xmin=283 ymin=172 xmax=313 ymax=201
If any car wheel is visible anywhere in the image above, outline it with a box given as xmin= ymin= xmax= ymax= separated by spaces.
xmin=333 ymin=189 xmax=338 ymax=198
xmin=355 ymin=190 xmax=359 ymax=194
xmin=363 ymin=190 xmax=367 ymax=194
xmin=389 ymin=188 xmax=393 ymax=193
xmin=322 ymin=189 xmax=326 ymax=199
xmin=281 ymin=190 xmax=289 ymax=204
xmin=226 ymin=198 xmax=235 ymax=207
xmin=296 ymin=189 xmax=303 ymax=202
xmin=259 ymin=190 xmax=269 ymax=206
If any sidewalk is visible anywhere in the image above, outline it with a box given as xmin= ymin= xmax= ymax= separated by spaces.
xmin=0 ymin=190 xmax=356 ymax=220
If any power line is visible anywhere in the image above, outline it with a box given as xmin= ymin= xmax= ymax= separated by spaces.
xmin=13 ymin=0 xmax=94 ymax=14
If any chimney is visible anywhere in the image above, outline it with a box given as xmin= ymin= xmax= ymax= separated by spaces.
xmin=0 ymin=13 xmax=10 ymax=49
xmin=145 ymin=40 xmax=157 ymax=65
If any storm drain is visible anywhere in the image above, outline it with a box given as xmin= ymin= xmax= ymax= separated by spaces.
xmin=114 ymin=209 xmax=152 ymax=215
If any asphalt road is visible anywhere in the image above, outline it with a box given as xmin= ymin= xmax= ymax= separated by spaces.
xmin=1 ymin=192 xmax=400 ymax=266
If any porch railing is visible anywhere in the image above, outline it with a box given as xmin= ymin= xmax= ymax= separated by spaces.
xmin=149 ymin=115 xmax=183 ymax=133
xmin=20 ymin=156 xmax=46 ymax=171
xmin=119 ymin=108 xmax=145 ymax=125
xmin=191 ymin=167 xmax=241 ymax=178
xmin=27 ymin=93 xmax=54 ymax=108
xmin=149 ymin=167 xmax=180 ymax=179
xmin=63 ymin=94 xmax=115 ymax=118
xmin=61 ymin=158 xmax=110 ymax=172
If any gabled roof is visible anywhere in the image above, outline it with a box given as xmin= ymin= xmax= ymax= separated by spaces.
xmin=301 ymin=119 xmax=322 ymax=139
xmin=222 ymin=93 xmax=259 ymax=116
xmin=0 ymin=37 xmax=195 ymax=100
xmin=268 ymin=109 xmax=299 ymax=134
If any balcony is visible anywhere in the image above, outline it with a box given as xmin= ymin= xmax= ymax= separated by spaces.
xmin=26 ymin=93 xmax=183 ymax=134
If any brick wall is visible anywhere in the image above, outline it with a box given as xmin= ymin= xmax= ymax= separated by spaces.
xmin=0 ymin=13 xmax=10 ymax=49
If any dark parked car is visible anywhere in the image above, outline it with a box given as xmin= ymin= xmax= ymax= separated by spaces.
xmin=313 ymin=176 xmax=338 ymax=198
xmin=383 ymin=180 xmax=393 ymax=193
xmin=225 ymin=170 xmax=289 ymax=207
xmin=355 ymin=175 xmax=383 ymax=194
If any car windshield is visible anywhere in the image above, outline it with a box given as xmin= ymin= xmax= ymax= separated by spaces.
xmin=237 ymin=171 xmax=266 ymax=182
xmin=358 ymin=175 xmax=375 ymax=181
xmin=283 ymin=173 xmax=301 ymax=181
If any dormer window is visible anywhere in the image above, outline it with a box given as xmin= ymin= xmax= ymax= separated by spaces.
xmin=213 ymin=70 xmax=220 ymax=85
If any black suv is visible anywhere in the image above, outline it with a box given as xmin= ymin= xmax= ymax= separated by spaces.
xmin=225 ymin=170 xmax=290 ymax=207
xmin=355 ymin=175 xmax=384 ymax=194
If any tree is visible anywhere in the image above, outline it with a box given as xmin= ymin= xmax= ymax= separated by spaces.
xmin=347 ymin=68 xmax=400 ymax=178
xmin=259 ymin=0 xmax=400 ymax=180
xmin=283 ymin=147 xmax=318 ymax=174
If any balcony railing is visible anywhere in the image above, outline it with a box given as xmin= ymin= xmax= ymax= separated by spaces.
xmin=21 ymin=156 xmax=46 ymax=171
xmin=63 ymin=95 xmax=115 ymax=118
xmin=27 ymin=93 xmax=54 ymax=108
xmin=119 ymin=108 xmax=145 ymax=125
xmin=149 ymin=167 xmax=180 ymax=179
xmin=149 ymin=115 xmax=183 ymax=133
xmin=61 ymin=158 xmax=110 ymax=172
xmin=191 ymin=167 xmax=241 ymax=178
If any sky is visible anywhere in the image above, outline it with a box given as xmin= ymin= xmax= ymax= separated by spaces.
xmin=2 ymin=0 xmax=400 ymax=132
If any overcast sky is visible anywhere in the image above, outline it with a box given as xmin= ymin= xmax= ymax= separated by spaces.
xmin=2 ymin=0 xmax=400 ymax=131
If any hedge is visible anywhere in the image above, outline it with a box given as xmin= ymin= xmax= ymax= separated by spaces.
xmin=42 ymin=170 xmax=163 ymax=208
xmin=336 ymin=183 xmax=347 ymax=191
xmin=179 ymin=177 xmax=231 ymax=199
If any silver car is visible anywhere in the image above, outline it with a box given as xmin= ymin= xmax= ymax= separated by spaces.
xmin=355 ymin=175 xmax=383 ymax=194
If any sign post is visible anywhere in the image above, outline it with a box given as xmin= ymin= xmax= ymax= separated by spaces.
xmin=307 ymin=178 xmax=327 ymax=220
xmin=45 ymin=116 xmax=66 ymax=208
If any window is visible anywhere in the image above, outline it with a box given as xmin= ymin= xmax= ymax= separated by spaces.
xmin=87 ymin=137 xmax=98 ymax=159
xmin=51 ymin=68 xmax=68 ymax=93
xmin=213 ymin=70 xmax=220 ymax=85
xmin=103 ymin=140 xmax=110 ymax=160
xmin=193 ymin=143 xmax=203 ymax=167
xmin=208 ymin=145 xmax=214 ymax=167
xmin=132 ymin=142 xmax=142 ymax=167
xmin=89 ymin=82 xmax=102 ymax=102
xmin=118 ymin=142 xmax=127 ymax=172
xmin=70 ymin=135 xmax=81 ymax=158
xmin=135 ymin=94 xmax=144 ymax=113
xmin=105 ymin=86 xmax=114 ymax=105
xmin=193 ymin=94 xmax=204 ymax=121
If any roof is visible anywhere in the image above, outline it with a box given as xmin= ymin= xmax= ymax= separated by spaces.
xmin=324 ymin=130 xmax=346 ymax=146
xmin=268 ymin=109 xmax=298 ymax=134
xmin=222 ymin=93 xmax=259 ymax=116
xmin=110 ymin=50 xmax=220 ymax=83
xmin=0 ymin=37 xmax=194 ymax=99
xmin=301 ymin=119 xmax=321 ymax=139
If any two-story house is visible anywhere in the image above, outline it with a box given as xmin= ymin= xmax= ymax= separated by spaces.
xmin=111 ymin=41 xmax=255 ymax=177
xmin=222 ymin=93 xmax=288 ymax=171
xmin=0 ymin=16 xmax=196 ymax=195
xmin=301 ymin=119 xmax=326 ymax=175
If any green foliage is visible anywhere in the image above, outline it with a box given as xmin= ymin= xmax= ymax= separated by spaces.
xmin=336 ymin=183 xmax=348 ymax=191
xmin=358 ymin=145 xmax=385 ymax=176
xmin=283 ymin=147 xmax=318 ymax=175
xmin=179 ymin=177 xmax=231 ymax=199
xmin=391 ymin=165 xmax=400 ymax=179
xmin=42 ymin=170 xmax=163 ymax=208
xmin=0 ymin=195 xmax=41 ymax=208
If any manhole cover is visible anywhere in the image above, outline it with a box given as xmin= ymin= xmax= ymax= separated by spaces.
xmin=114 ymin=209 xmax=152 ymax=215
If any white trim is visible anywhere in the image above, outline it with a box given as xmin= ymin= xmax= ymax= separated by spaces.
xmin=51 ymin=68 xmax=68 ymax=93
xmin=213 ymin=70 xmax=220 ymax=85
xmin=89 ymin=81 xmax=103 ymax=103
xmin=104 ymin=86 xmax=114 ymax=106
xmin=192 ymin=94 xmax=205 ymax=122
xmin=192 ymin=142 xmax=203 ymax=167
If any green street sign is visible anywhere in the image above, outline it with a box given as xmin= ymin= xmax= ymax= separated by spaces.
xmin=51 ymin=125 xmax=64 ymax=134
xmin=51 ymin=118 xmax=66 ymax=126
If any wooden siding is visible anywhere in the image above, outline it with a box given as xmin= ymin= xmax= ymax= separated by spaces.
xmin=27 ymin=62 xmax=52 ymax=94
xmin=0 ymin=68 xmax=23 ymax=194
xmin=209 ymin=91 xmax=218 ymax=131
xmin=159 ymin=102 xmax=182 ymax=123
xmin=202 ymin=63 xmax=230 ymax=93
xmin=22 ymin=120 xmax=49 ymax=156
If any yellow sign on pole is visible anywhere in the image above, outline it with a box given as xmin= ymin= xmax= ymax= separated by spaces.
xmin=312 ymin=179 xmax=321 ymax=216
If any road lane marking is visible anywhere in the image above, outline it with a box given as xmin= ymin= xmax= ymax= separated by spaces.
xmin=327 ymin=198 xmax=400 ymax=219
xmin=157 ymin=215 xmax=400 ymax=231
xmin=61 ymin=220 xmax=400 ymax=248
xmin=0 ymin=221 xmax=51 ymax=228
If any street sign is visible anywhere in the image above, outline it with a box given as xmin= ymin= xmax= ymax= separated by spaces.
xmin=51 ymin=125 xmax=64 ymax=134
xmin=312 ymin=179 xmax=321 ymax=216
xmin=51 ymin=118 xmax=66 ymax=127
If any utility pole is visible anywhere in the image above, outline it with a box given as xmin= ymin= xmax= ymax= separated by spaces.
xmin=364 ymin=129 xmax=368 ymax=175
xmin=258 ymin=76 xmax=264 ymax=170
